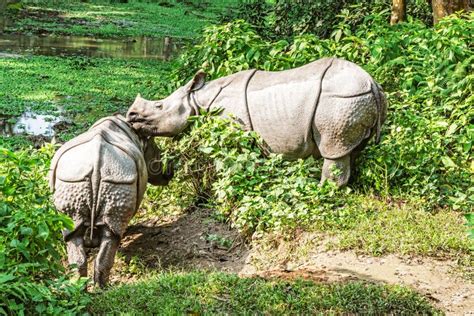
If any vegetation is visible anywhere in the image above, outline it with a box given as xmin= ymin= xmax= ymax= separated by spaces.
xmin=150 ymin=114 xmax=472 ymax=259
xmin=171 ymin=14 xmax=474 ymax=214
xmin=220 ymin=0 xmax=434 ymax=39
xmin=0 ymin=56 xmax=171 ymax=145
xmin=90 ymin=271 xmax=439 ymax=314
xmin=1 ymin=0 xmax=472 ymax=314
xmin=0 ymin=146 xmax=90 ymax=315
xmin=3 ymin=0 xmax=237 ymax=38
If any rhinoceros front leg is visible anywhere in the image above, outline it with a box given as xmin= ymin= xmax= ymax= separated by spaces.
xmin=321 ymin=155 xmax=351 ymax=187
xmin=94 ymin=226 xmax=120 ymax=288
xmin=64 ymin=229 xmax=88 ymax=278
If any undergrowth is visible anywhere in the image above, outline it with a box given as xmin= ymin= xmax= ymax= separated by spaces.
xmin=148 ymin=114 xmax=472 ymax=261
xmin=143 ymin=12 xmax=474 ymax=260
xmin=0 ymin=146 xmax=89 ymax=314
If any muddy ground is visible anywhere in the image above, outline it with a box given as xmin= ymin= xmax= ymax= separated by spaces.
xmin=88 ymin=208 xmax=473 ymax=315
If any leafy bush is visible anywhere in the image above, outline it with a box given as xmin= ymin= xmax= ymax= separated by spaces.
xmin=158 ymin=113 xmax=358 ymax=233
xmin=219 ymin=0 xmax=272 ymax=36
xmin=170 ymin=13 xmax=473 ymax=214
xmin=0 ymin=146 xmax=89 ymax=315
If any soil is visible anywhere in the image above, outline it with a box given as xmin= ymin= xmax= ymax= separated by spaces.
xmin=94 ymin=208 xmax=472 ymax=315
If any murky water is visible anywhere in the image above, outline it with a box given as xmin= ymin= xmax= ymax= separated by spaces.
xmin=0 ymin=33 xmax=180 ymax=60
xmin=1 ymin=111 xmax=64 ymax=137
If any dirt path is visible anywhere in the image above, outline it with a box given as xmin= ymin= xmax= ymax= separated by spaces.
xmin=243 ymin=240 xmax=474 ymax=315
xmin=109 ymin=208 xmax=472 ymax=315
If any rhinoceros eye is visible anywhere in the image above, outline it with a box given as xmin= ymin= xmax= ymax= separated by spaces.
xmin=154 ymin=102 xmax=163 ymax=109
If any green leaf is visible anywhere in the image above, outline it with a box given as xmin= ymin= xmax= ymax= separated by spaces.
xmin=441 ymin=156 xmax=457 ymax=169
xmin=0 ymin=274 xmax=15 ymax=284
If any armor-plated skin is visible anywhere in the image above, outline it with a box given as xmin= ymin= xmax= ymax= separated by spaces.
xmin=49 ymin=115 xmax=172 ymax=287
xmin=127 ymin=58 xmax=387 ymax=187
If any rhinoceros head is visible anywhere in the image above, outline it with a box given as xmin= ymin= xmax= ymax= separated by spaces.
xmin=127 ymin=71 xmax=206 ymax=137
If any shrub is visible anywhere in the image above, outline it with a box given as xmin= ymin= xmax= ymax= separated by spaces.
xmin=0 ymin=146 xmax=89 ymax=315
xmin=156 ymin=113 xmax=369 ymax=234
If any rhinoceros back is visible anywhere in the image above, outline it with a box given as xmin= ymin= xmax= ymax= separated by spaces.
xmin=50 ymin=116 xmax=146 ymax=238
xmin=242 ymin=58 xmax=384 ymax=160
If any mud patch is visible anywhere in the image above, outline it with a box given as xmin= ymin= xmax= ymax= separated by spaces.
xmin=244 ymin=232 xmax=474 ymax=315
xmin=106 ymin=208 xmax=249 ymax=284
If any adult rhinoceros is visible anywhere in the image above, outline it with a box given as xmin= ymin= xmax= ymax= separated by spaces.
xmin=127 ymin=57 xmax=387 ymax=186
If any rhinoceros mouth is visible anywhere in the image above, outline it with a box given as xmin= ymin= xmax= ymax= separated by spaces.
xmin=129 ymin=121 xmax=153 ymax=135
xmin=127 ymin=116 xmax=147 ymax=124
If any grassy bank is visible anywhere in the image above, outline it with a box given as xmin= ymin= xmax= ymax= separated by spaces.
xmin=4 ymin=0 xmax=236 ymax=38
xmin=0 ymin=55 xmax=170 ymax=146
xmin=89 ymin=272 xmax=439 ymax=314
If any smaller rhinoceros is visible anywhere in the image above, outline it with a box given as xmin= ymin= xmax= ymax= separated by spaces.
xmin=49 ymin=114 xmax=172 ymax=287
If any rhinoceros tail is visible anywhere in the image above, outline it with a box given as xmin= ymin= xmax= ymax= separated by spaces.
xmin=371 ymin=82 xmax=387 ymax=144
xmin=85 ymin=134 xmax=103 ymax=248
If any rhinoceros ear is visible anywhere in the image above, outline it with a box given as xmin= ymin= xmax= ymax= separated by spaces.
xmin=187 ymin=70 xmax=207 ymax=92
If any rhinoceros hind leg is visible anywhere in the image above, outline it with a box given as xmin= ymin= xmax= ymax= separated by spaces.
xmin=65 ymin=229 xmax=88 ymax=278
xmin=94 ymin=226 xmax=120 ymax=288
xmin=348 ymin=137 xmax=370 ymax=184
xmin=321 ymin=155 xmax=351 ymax=187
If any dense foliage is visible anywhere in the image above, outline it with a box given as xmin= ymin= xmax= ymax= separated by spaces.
xmin=0 ymin=146 xmax=89 ymax=314
xmin=171 ymin=13 xmax=474 ymax=214
xmin=220 ymin=0 xmax=433 ymax=39
xmin=154 ymin=114 xmax=471 ymax=260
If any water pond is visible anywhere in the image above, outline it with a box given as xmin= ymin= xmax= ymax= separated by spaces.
xmin=0 ymin=33 xmax=181 ymax=60
xmin=1 ymin=111 xmax=64 ymax=137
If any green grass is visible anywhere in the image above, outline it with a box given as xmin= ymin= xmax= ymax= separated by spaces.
xmin=89 ymin=272 xmax=439 ymax=314
xmin=5 ymin=0 xmax=238 ymax=38
xmin=0 ymin=55 xmax=171 ymax=144
xmin=333 ymin=198 xmax=472 ymax=257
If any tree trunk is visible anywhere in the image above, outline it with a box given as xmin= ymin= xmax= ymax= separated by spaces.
xmin=391 ymin=0 xmax=407 ymax=24
xmin=432 ymin=0 xmax=471 ymax=24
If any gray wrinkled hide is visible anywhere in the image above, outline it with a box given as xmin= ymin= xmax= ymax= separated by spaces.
xmin=128 ymin=57 xmax=387 ymax=186
xmin=49 ymin=115 xmax=161 ymax=287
